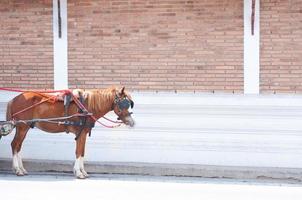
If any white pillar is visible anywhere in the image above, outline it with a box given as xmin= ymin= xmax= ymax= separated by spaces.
xmin=53 ymin=0 xmax=68 ymax=90
xmin=244 ymin=0 xmax=260 ymax=94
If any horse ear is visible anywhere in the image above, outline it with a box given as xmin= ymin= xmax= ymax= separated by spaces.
xmin=119 ymin=86 xmax=125 ymax=95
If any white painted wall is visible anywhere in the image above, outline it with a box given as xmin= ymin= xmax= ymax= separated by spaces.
xmin=244 ymin=0 xmax=260 ymax=94
xmin=53 ymin=0 xmax=68 ymax=90
xmin=1 ymin=92 xmax=302 ymax=168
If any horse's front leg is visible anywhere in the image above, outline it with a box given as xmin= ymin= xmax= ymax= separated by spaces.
xmin=79 ymin=156 xmax=88 ymax=177
xmin=73 ymin=132 xmax=88 ymax=179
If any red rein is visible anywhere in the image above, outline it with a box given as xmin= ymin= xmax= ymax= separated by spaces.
xmin=0 ymin=87 xmax=122 ymax=128
xmin=0 ymin=87 xmax=70 ymax=94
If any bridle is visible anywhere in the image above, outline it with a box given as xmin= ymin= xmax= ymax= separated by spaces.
xmin=113 ymin=94 xmax=134 ymax=117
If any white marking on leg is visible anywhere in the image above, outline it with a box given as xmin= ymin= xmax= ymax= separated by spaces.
xmin=17 ymin=153 xmax=27 ymax=175
xmin=12 ymin=154 xmax=19 ymax=170
xmin=12 ymin=153 xmax=23 ymax=176
xmin=73 ymin=157 xmax=85 ymax=179
xmin=80 ymin=156 xmax=88 ymax=177
xmin=73 ymin=157 xmax=80 ymax=172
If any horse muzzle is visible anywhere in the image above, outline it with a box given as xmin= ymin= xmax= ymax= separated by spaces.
xmin=123 ymin=116 xmax=135 ymax=127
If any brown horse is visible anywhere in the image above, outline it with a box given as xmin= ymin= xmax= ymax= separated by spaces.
xmin=5 ymin=86 xmax=135 ymax=179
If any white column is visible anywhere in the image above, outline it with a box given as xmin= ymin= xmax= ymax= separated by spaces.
xmin=244 ymin=0 xmax=260 ymax=94
xmin=53 ymin=0 xmax=68 ymax=90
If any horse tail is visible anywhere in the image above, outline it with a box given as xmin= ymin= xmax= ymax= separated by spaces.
xmin=0 ymin=100 xmax=14 ymax=140
xmin=6 ymin=100 xmax=12 ymax=121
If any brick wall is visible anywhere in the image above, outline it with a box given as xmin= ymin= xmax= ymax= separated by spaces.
xmin=0 ymin=0 xmax=53 ymax=89
xmin=2 ymin=1 xmax=301 ymax=93
xmin=260 ymin=0 xmax=302 ymax=93
xmin=68 ymin=0 xmax=243 ymax=92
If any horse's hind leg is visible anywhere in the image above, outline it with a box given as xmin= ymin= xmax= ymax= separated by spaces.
xmin=11 ymin=125 xmax=29 ymax=176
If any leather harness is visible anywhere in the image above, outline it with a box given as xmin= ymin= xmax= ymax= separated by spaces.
xmin=63 ymin=92 xmax=95 ymax=140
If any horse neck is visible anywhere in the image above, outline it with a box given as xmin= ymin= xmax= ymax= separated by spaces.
xmin=92 ymin=104 xmax=112 ymax=119
xmin=86 ymin=89 xmax=115 ymax=119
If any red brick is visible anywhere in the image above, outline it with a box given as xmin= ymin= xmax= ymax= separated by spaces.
xmin=260 ymin=0 xmax=302 ymax=93
xmin=0 ymin=1 xmax=53 ymax=89
xmin=68 ymin=0 xmax=244 ymax=92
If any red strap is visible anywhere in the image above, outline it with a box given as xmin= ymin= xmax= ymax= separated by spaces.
xmin=0 ymin=87 xmax=71 ymax=94
xmin=102 ymin=116 xmax=122 ymax=124
xmin=12 ymin=96 xmax=55 ymax=118
xmin=90 ymin=115 xmax=122 ymax=128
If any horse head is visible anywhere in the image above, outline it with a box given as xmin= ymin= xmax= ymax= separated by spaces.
xmin=113 ymin=87 xmax=135 ymax=127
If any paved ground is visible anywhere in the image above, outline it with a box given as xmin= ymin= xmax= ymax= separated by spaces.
xmin=0 ymin=172 xmax=302 ymax=200
xmin=2 ymin=93 xmax=302 ymax=170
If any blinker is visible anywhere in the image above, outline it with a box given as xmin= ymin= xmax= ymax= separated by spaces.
xmin=118 ymin=98 xmax=131 ymax=110
xmin=130 ymin=100 xmax=134 ymax=109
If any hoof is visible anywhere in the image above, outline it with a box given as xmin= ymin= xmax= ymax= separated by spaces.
xmin=15 ymin=169 xmax=25 ymax=176
xmin=13 ymin=167 xmax=24 ymax=176
xmin=76 ymin=173 xmax=86 ymax=179
xmin=74 ymin=169 xmax=86 ymax=179
xmin=81 ymin=169 xmax=89 ymax=178
xmin=20 ymin=167 xmax=28 ymax=175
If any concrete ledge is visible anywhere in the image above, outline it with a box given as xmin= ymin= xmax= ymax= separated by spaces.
xmin=0 ymin=159 xmax=301 ymax=183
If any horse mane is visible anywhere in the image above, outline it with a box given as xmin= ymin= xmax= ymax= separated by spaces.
xmin=79 ymin=87 xmax=117 ymax=114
